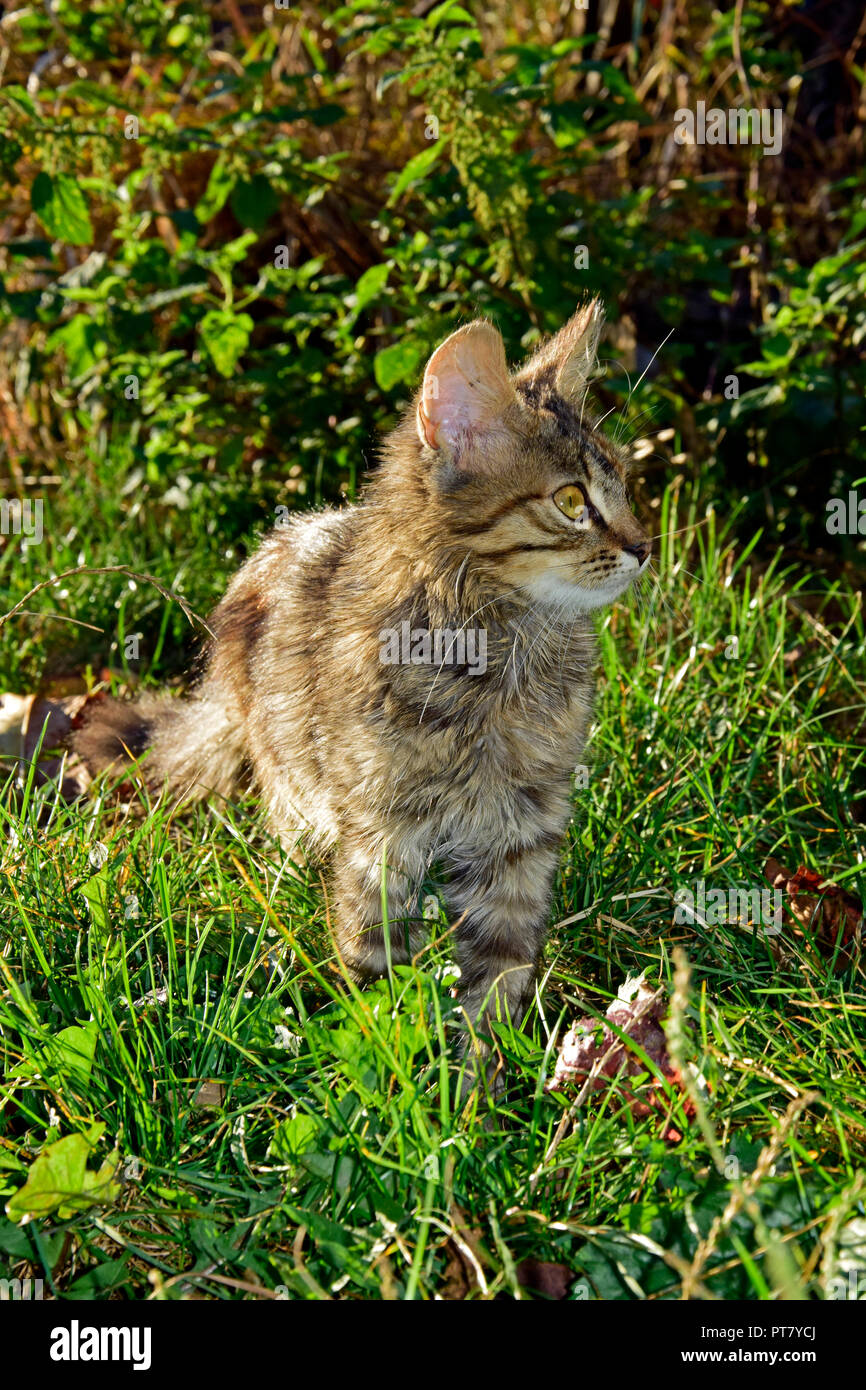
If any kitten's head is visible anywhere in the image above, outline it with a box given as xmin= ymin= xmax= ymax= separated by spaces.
xmin=410 ymin=300 xmax=650 ymax=612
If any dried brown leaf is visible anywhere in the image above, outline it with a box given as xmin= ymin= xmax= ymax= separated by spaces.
xmin=547 ymin=974 xmax=696 ymax=1141
xmin=514 ymin=1258 xmax=572 ymax=1300
xmin=764 ymin=857 xmax=863 ymax=961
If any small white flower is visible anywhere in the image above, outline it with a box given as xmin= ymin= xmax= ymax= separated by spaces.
xmin=274 ymin=1025 xmax=301 ymax=1054
xmin=617 ymin=971 xmax=647 ymax=1003
xmin=124 ymin=986 xmax=168 ymax=1010
xmin=433 ymin=963 xmax=461 ymax=984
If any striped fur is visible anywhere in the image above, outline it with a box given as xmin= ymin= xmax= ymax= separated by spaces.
xmin=75 ymin=300 xmax=650 ymax=1043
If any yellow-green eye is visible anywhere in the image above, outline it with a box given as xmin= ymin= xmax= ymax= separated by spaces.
xmin=553 ymin=484 xmax=587 ymax=522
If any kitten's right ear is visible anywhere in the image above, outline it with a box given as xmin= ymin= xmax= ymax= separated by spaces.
xmin=516 ymin=297 xmax=604 ymax=403
xmin=417 ymin=321 xmax=517 ymax=460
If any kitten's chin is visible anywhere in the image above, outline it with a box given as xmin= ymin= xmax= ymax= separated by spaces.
xmin=523 ymin=570 xmax=637 ymax=613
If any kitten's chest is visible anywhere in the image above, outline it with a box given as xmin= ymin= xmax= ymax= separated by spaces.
xmin=423 ymin=610 xmax=595 ymax=767
xmin=428 ymin=699 xmax=588 ymax=855
xmin=377 ymin=635 xmax=593 ymax=856
xmin=471 ymin=681 xmax=592 ymax=776
xmin=435 ymin=650 xmax=594 ymax=803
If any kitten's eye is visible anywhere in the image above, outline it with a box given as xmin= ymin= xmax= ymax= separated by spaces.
xmin=553 ymin=484 xmax=588 ymax=522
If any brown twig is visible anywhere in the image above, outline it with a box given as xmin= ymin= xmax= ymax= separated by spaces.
xmin=0 ymin=565 xmax=213 ymax=638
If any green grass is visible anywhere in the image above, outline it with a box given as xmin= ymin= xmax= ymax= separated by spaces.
xmin=1 ymin=474 xmax=865 ymax=1301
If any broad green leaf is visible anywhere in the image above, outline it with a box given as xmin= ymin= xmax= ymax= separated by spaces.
xmin=269 ymin=1113 xmax=319 ymax=1164
xmin=306 ymin=104 xmax=345 ymax=127
xmin=426 ymin=2 xmax=476 ymax=27
xmin=0 ymin=137 xmax=23 ymax=174
xmin=52 ymin=1024 xmax=98 ymax=1088
xmin=0 ymin=1219 xmax=65 ymax=1266
xmin=31 ymin=173 xmax=93 ymax=245
xmin=352 ymin=263 xmax=389 ymax=311
xmin=6 ymin=1126 xmax=120 ymax=1222
xmin=541 ymin=102 xmax=588 ymax=150
xmin=44 ymin=314 xmax=99 ymax=379
xmin=230 ymin=174 xmax=279 ymax=232
xmin=14 ymin=1023 xmax=97 ymax=1089
xmin=199 ymin=310 xmax=254 ymax=376
xmin=67 ymin=1257 xmax=130 ymax=1299
xmin=388 ymin=138 xmax=446 ymax=205
xmin=374 ymin=339 xmax=424 ymax=391
xmin=4 ymin=238 xmax=53 ymax=259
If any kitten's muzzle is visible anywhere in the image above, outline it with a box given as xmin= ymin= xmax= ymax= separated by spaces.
xmin=623 ymin=539 xmax=651 ymax=566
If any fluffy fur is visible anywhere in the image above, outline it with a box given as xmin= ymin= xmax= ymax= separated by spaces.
xmin=75 ymin=300 xmax=651 ymax=1038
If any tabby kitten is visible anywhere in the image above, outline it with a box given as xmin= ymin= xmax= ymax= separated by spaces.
xmin=77 ymin=299 xmax=650 ymax=1040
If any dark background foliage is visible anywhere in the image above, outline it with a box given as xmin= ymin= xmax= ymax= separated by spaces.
xmin=1 ymin=0 xmax=865 ymax=682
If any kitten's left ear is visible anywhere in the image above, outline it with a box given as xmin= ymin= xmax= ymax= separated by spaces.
xmin=517 ymin=297 xmax=604 ymax=403
xmin=417 ymin=320 xmax=517 ymax=460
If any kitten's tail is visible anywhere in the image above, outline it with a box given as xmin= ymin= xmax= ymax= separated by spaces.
xmin=73 ymin=681 xmax=246 ymax=802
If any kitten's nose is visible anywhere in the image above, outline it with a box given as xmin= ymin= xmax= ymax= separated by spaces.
xmin=623 ymin=540 xmax=651 ymax=566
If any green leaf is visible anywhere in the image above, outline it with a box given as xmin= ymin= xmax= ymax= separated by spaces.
xmin=62 ymin=80 xmax=122 ymax=111
xmin=13 ymin=1023 xmax=98 ymax=1089
xmin=0 ymin=85 xmax=37 ymax=117
xmin=81 ymin=867 xmax=110 ymax=934
xmin=52 ymin=1024 xmax=98 ymax=1088
xmin=0 ymin=1218 xmax=65 ymax=1266
xmin=374 ymin=339 xmax=424 ymax=391
xmin=6 ymin=1126 xmax=120 ymax=1222
xmin=4 ymin=239 xmax=53 ymax=259
xmin=66 ymin=1256 xmax=130 ymax=1299
xmin=199 ymin=310 xmax=254 ymax=376
xmin=388 ymin=138 xmax=446 ymax=205
xmin=352 ymin=263 xmax=389 ymax=312
xmin=0 ymin=137 xmax=23 ymax=174
xmin=306 ymin=104 xmax=345 ymax=127
xmin=44 ymin=314 xmax=99 ymax=379
xmin=262 ymin=103 xmax=346 ymax=127
xmin=269 ymin=1113 xmax=319 ymax=1163
xmin=230 ymin=174 xmax=279 ymax=232
xmin=426 ymin=2 xmax=477 ymax=28
xmin=31 ymin=173 xmax=93 ymax=245
xmin=0 ymin=1219 xmax=36 ymax=1257
xmin=167 ymin=22 xmax=193 ymax=47
xmin=541 ymin=102 xmax=588 ymax=150
xmin=194 ymin=156 xmax=236 ymax=224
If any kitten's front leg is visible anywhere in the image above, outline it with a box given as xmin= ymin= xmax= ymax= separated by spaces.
xmin=331 ymin=833 xmax=427 ymax=981
xmin=445 ymin=838 xmax=561 ymax=1042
